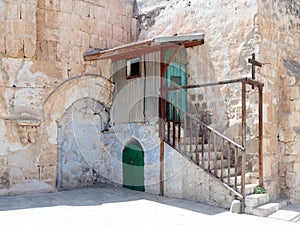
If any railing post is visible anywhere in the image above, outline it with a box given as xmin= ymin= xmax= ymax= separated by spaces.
xmin=258 ymin=85 xmax=264 ymax=187
xmin=241 ymin=81 xmax=246 ymax=212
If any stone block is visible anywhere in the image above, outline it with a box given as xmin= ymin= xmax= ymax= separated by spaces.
xmin=38 ymin=151 xmax=56 ymax=167
xmin=69 ymin=46 xmax=81 ymax=64
xmin=40 ymin=165 xmax=56 ymax=181
xmin=60 ymin=0 xmax=73 ymax=13
xmin=291 ymin=99 xmax=300 ymax=111
xmin=44 ymin=10 xmax=59 ymax=29
xmin=59 ymin=12 xmax=72 ymax=30
xmin=283 ymin=87 xmax=300 ymax=100
xmin=24 ymin=36 xmax=36 ymax=58
xmin=0 ymin=34 xmax=4 ymax=54
xmin=283 ymin=76 xmax=297 ymax=86
xmin=267 ymin=105 xmax=275 ymax=121
xmin=89 ymin=34 xmax=100 ymax=48
xmin=5 ymin=35 xmax=24 ymax=58
xmin=80 ymin=32 xmax=90 ymax=49
xmin=74 ymin=0 xmax=90 ymax=17
xmin=245 ymin=194 xmax=269 ymax=207
xmin=230 ymin=200 xmax=241 ymax=213
xmin=71 ymin=14 xmax=81 ymax=30
xmin=38 ymin=0 xmax=59 ymax=11
xmin=6 ymin=3 xmax=20 ymax=20
xmin=97 ymin=21 xmax=112 ymax=39
xmin=112 ymin=25 xmax=123 ymax=43
xmin=21 ymin=2 xmax=37 ymax=21
xmin=81 ymin=17 xmax=97 ymax=33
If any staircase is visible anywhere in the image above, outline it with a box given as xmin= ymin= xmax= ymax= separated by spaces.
xmin=160 ymin=98 xmax=288 ymax=215
xmin=161 ymin=99 xmax=250 ymax=210
xmin=244 ymin=194 xmax=290 ymax=217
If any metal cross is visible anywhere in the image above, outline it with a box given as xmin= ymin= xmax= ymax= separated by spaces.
xmin=248 ymin=53 xmax=262 ymax=81
xmin=248 ymin=53 xmax=262 ymax=89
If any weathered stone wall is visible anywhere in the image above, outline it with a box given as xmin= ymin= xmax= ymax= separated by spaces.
xmin=105 ymin=122 xmax=161 ymax=194
xmin=138 ymin=0 xmax=259 ymax=133
xmin=0 ymin=0 xmax=135 ymax=194
xmin=137 ymin=0 xmax=300 ymax=202
xmin=164 ymin=143 xmax=235 ymax=208
xmin=258 ymin=0 xmax=300 ymax=202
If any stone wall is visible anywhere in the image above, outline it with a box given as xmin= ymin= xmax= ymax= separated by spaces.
xmin=105 ymin=122 xmax=161 ymax=194
xmin=0 ymin=0 xmax=135 ymax=194
xmin=138 ymin=0 xmax=259 ymax=134
xmin=258 ymin=0 xmax=300 ymax=202
xmin=137 ymin=0 xmax=300 ymax=202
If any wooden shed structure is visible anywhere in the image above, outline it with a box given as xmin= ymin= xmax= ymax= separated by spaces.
xmin=84 ymin=33 xmax=205 ymax=123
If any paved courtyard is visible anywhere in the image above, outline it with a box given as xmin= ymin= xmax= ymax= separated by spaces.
xmin=0 ymin=185 xmax=299 ymax=225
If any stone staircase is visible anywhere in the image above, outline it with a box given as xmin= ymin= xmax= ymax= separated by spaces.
xmin=230 ymin=177 xmax=290 ymax=216
xmin=244 ymin=194 xmax=290 ymax=217
xmin=161 ymin=99 xmax=275 ymax=213
xmin=165 ymin=122 xmax=291 ymax=216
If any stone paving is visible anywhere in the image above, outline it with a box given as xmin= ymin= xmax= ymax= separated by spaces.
xmin=0 ymin=185 xmax=299 ymax=225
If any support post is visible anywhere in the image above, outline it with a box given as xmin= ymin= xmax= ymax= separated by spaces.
xmin=159 ymin=50 xmax=165 ymax=196
xmin=241 ymin=81 xmax=246 ymax=212
xmin=258 ymin=85 xmax=264 ymax=187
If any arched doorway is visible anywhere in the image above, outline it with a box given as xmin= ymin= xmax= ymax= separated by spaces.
xmin=122 ymin=140 xmax=145 ymax=192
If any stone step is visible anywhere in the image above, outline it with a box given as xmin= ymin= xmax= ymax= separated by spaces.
xmin=196 ymin=152 xmax=222 ymax=161
xmin=228 ymin=173 xmax=258 ymax=186
xmin=204 ymin=159 xmax=229 ymax=168
xmin=245 ymin=193 xmax=269 ymax=214
xmin=208 ymin=167 xmax=236 ymax=178
xmin=237 ymin=183 xmax=258 ymax=195
xmin=251 ymin=198 xmax=290 ymax=217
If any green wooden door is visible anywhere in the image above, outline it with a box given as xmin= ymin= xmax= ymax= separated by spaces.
xmin=122 ymin=144 xmax=145 ymax=191
xmin=166 ymin=62 xmax=187 ymax=120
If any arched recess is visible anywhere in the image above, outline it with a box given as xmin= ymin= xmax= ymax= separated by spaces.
xmin=43 ymin=75 xmax=113 ymax=189
xmin=56 ymin=97 xmax=110 ymax=189
xmin=122 ymin=139 xmax=145 ymax=192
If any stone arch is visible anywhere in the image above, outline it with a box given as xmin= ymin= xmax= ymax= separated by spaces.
xmin=42 ymin=75 xmax=113 ymax=189
xmin=56 ymin=97 xmax=110 ymax=189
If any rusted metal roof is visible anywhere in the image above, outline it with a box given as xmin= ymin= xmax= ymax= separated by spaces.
xmin=83 ymin=33 xmax=204 ymax=62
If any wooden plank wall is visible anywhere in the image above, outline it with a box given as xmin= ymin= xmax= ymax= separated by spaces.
xmin=111 ymin=52 xmax=160 ymax=123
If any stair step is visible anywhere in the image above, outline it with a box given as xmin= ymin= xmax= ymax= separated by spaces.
xmin=252 ymin=199 xmax=290 ymax=217
xmin=199 ymin=159 xmax=229 ymax=169
xmin=207 ymin=167 xmax=236 ymax=178
xmin=188 ymin=152 xmax=223 ymax=161
xmin=245 ymin=193 xmax=269 ymax=214
xmin=237 ymin=183 xmax=258 ymax=195
xmin=227 ymin=173 xmax=257 ymax=186
xmin=180 ymin=137 xmax=208 ymax=144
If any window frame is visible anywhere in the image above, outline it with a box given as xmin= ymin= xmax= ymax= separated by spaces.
xmin=126 ymin=57 xmax=142 ymax=79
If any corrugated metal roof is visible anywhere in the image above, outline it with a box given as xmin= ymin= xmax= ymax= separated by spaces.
xmin=83 ymin=33 xmax=204 ymax=62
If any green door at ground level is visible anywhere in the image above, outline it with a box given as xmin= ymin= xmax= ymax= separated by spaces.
xmin=122 ymin=144 xmax=145 ymax=192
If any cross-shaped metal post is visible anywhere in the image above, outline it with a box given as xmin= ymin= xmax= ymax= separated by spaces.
xmin=248 ymin=53 xmax=262 ymax=88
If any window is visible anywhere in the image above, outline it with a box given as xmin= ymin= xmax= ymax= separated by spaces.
xmin=127 ymin=58 xmax=141 ymax=79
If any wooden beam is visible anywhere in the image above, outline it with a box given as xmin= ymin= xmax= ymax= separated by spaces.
xmin=183 ymin=40 xmax=204 ymax=48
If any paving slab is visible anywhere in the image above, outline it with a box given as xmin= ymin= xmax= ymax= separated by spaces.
xmin=268 ymin=202 xmax=300 ymax=223
xmin=0 ymin=185 xmax=298 ymax=225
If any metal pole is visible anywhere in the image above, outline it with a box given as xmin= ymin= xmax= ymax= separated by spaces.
xmin=241 ymin=81 xmax=246 ymax=212
xmin=159 ymin=50 xmax=165 ymax=196
xmin=258 ymin=86 xmax=264 ymax=187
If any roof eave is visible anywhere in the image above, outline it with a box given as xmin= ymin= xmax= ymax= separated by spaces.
xmin=83 ymin=33 xmax=205 ymax=62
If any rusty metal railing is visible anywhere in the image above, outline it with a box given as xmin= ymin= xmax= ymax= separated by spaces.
xmin=159 ymin=78 xmax=264 ymax=212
